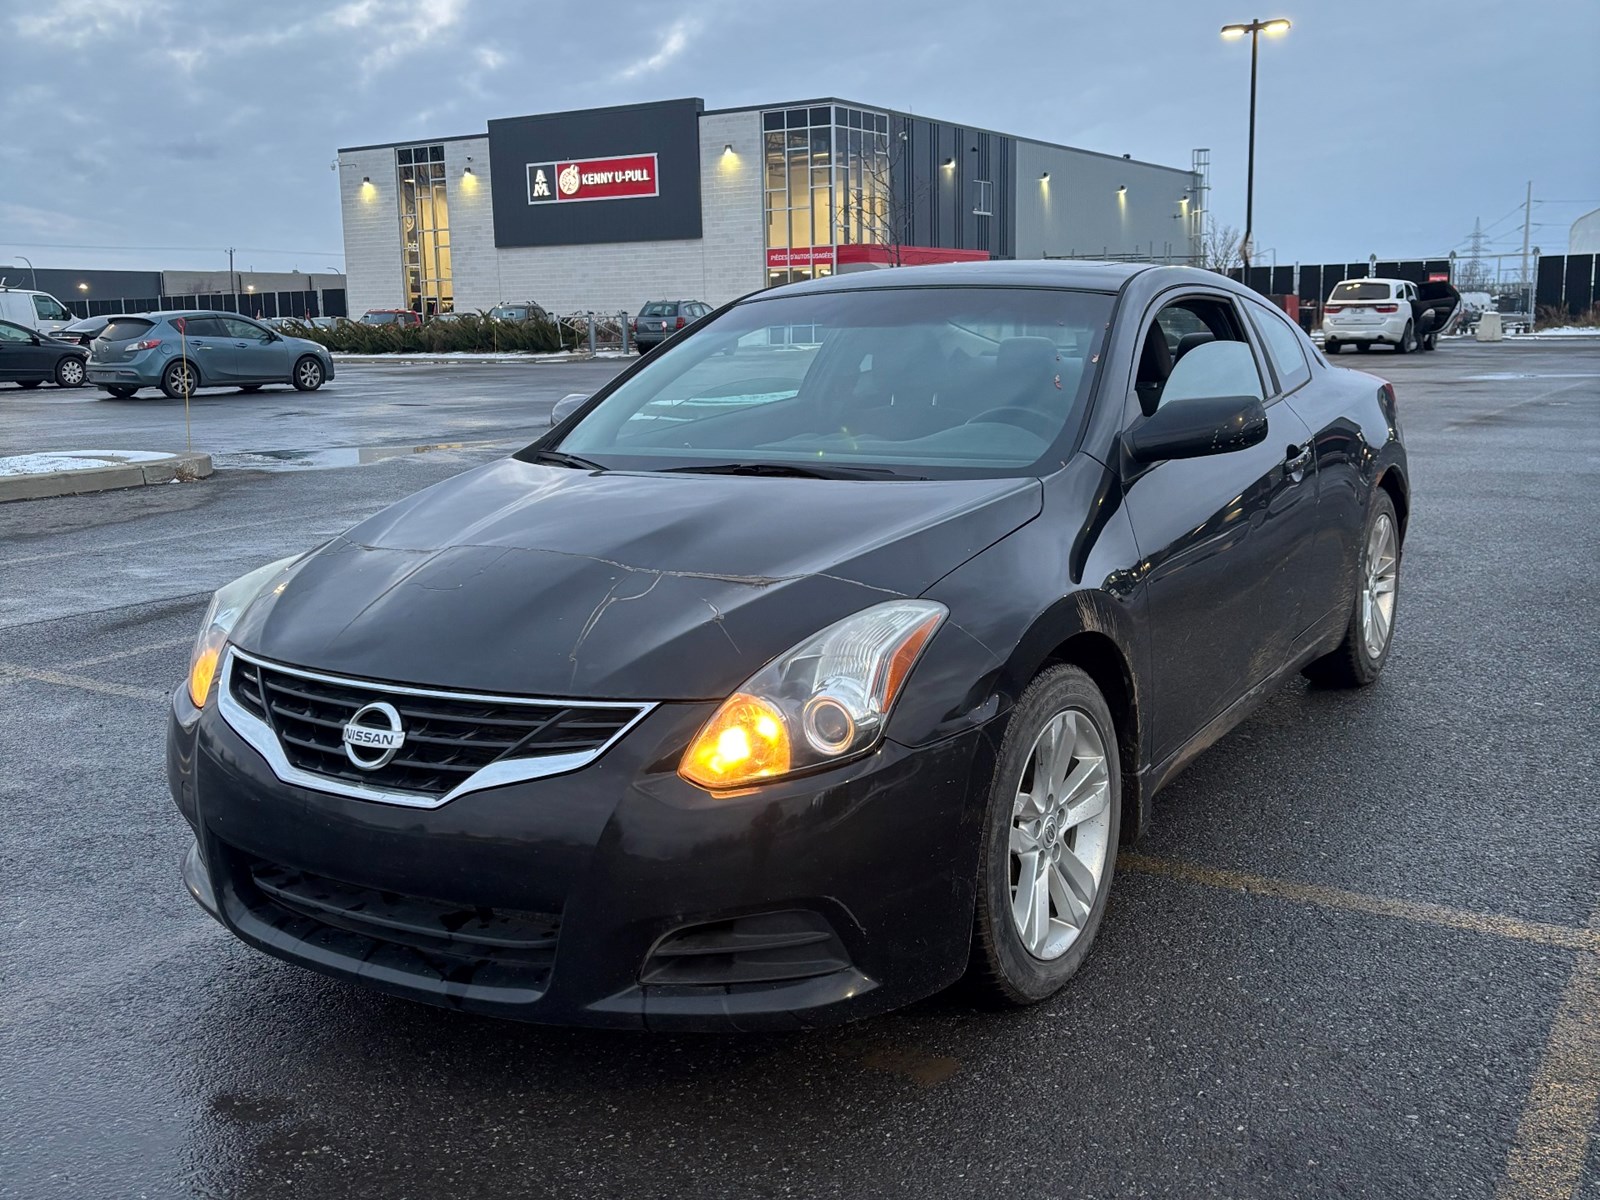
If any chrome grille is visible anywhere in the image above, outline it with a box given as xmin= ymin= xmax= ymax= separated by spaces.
xmin=224 ymin=650 xmax=649 ymax=804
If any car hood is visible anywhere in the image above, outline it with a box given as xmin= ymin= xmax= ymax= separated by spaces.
xmin=232 ymin=458 xmax=1042 ymax=700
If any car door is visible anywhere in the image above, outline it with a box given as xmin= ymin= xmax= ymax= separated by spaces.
xmin=0 ymin=318 xmax=50 ymax=382
xmin=178 ymin=316 xmax=233 ymax=383
xmin=221 ymin=317 xmax=287 ymax=383
xmin=1246 ymin=297 xmax=1364 ymax=635
xmin=1119 ymin=290 xmax=1319 ymax=763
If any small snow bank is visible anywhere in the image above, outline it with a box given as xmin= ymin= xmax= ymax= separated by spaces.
xmin=0 ymin=450 xmax=175 ymax=476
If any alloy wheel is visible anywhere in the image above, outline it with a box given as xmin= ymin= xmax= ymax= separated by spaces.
xmin=1008 ymin=708 xmax=1112 ymax=961
xmin=1360 ymin=512 xmax=1399 ymax=659
xmin=169 ymin=363 xmax=195 ymax=393
xmin=298 ymin=360 xmax=322 ymax=388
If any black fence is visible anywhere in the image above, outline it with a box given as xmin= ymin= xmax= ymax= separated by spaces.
xmin=1538 ymin=254 xmax=1597 ymax=317
xmin=67 ymin=288 xmax=348 ymax=321
xmin=1230 ymin=254 xmax=1597 ymax=327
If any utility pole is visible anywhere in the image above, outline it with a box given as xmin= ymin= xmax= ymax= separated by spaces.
xmin=1519 ymin=180 xmax=1533 ymax=315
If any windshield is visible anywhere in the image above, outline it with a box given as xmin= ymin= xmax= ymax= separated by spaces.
xmin=552 ymin=286 xmax=1113 ymax=478
xmin=97 ymin=317 xmax=155 ymax=342
xmin=1330 ymin=282 xmax=1396 ymax=301
xmin=492 ymin=305 xmax=532 ymax=320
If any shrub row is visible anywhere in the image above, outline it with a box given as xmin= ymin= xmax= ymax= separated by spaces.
xmin=287 ymin=312 xmax=575 ymax=354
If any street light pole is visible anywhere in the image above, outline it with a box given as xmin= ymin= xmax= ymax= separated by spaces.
xmin=16 ymin=255 xmax=38 ymax=290
xmin=1221 ymin=17 xmax=1291 ymax=275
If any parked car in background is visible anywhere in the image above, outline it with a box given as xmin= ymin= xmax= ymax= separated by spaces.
xmin=170 ymin=262 xmax=1410 ymax=1028
xmin=308 ymin=316 xmax=349 ymax=331
xmin=53 ymin=315 xmax=116 ymax=347
xmin=634 ymin=299 xmax=712 ymax=351
xmin=0 ymin=286 xmax=76 ymax=335
xmin=265 ymin=317 xmax=310 ymax=334
xmin=428 ymin=311 xmax=467 ymax=324
xmin=0 ymin=317 xmax=88 ymax=388
xmin=361 ymin=309 xmax=422 ymax=328
xmin=489 ymin=301 xmax=552 ymax=324
xmin=87 ymin=311 xmax=335 ymax=398
xmin=1323 ymin=278 xmax=1460 ymax=354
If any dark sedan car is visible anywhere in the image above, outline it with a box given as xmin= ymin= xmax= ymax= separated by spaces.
xmin=0 ymin=318 xmax=87 ymax=388
xmin=53 ymin=314 xmax=116 ymax=348
xmin=169 ymin=263 xmax=1407 ymax=1029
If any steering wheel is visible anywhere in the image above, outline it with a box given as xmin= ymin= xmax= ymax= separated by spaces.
xmin=965 ymin=406 xmax=1057 ymax=440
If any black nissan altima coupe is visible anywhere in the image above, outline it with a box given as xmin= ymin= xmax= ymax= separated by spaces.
xmin=169 ymin=262 xmax=1408 ymax=1029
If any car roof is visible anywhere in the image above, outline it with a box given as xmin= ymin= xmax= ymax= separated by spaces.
xmin=750 ymin=259 xmax=1242 ymax=299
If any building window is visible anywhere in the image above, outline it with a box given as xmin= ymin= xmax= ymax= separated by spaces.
xmin=972 ymin=179 xmax=993 ymax=218
xmin=759 ymin=106 xmax=890 ymax=287
xmin=396 ymin=144 xmax=452 ymax=316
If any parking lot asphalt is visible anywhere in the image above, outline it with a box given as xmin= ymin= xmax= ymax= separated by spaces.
xmin=2 ymin=341 xmax=1597 ymax=1199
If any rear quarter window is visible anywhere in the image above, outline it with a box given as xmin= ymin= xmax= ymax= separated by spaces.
xmin=98 ymin=318 xmax=155 ymax=341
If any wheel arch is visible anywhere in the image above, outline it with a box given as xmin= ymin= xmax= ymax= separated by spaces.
xmin=1002 ymin=593 xmax=1147 ymax=843
xmin=1375 ymin=466 xmax=1409 ymax=543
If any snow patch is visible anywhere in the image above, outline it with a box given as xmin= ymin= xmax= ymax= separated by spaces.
xmin=0 ymin=450 xmax=174 ymax=477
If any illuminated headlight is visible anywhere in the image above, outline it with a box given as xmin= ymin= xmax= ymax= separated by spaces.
xmin=185 ymin=557 xmax=298 ymax=708
xmin=680 ymin=600 xmax=946 ymax=791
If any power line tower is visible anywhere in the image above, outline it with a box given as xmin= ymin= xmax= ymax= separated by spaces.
xmin=1460 ymin=218 xmax=1491 ymax=291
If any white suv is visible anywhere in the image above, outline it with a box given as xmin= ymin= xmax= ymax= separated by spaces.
xmin=1322 ymin=278 xmax=1420 ymax=355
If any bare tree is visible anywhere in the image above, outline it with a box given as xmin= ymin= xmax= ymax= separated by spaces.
xmin=839 ymin=133 xmax=931 ymax=268
xmin=1199 ymin=219 xmax=1243 ymax=274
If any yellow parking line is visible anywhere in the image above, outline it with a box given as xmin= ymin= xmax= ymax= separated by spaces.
xmin=65 ymin=636 xmax=193 ymax=669
xmin=0 ymin=662 xmax=168 ymax=703
xmin=1497 ymin=909 xmax=1600 ymax=1200
xmin=1119 ymin=853 xmax=1600 ymax=955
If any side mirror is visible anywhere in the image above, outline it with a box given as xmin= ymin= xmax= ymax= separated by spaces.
xmin=1125 ymin=394 xmax=1268 ymax=464
xmin=550 ymin=392 xmax=589 ymax=426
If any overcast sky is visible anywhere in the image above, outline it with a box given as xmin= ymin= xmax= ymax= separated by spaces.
xmin=4 ymin=0 xmax=1596 ymax=276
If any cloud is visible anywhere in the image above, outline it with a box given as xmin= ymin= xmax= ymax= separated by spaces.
xmin=613 ymin=17 xmax=696 ymax=82
xmin=476 ymin=46 xmax=505 ymax=70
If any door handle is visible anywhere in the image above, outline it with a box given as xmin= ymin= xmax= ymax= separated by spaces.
xmin=1285 ymin=444 xmax=1313 ymax=478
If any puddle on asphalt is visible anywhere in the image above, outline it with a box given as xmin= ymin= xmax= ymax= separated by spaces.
xmin=217 ymin=440 xmax=512 ymax=471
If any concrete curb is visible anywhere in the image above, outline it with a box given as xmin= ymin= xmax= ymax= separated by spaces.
xmin=0 ymin=452 xmax=213 ymax=503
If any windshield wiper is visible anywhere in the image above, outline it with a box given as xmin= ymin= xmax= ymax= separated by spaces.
xmin=529 ymin=448 xmax=608 ymax=473
xmin=659 ymin=461 xmax=925 ymax=481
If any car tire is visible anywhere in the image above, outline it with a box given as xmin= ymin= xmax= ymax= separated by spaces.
xmin=292 ymin=356 xmax=324 ymax=391
xmin=103 ymin=386 xmax=138 ymax=399
xmin=1303 ymin=489 xmax=1401 ymax=688
xmin=967 ymin=664 xmax=1120 ymax=1007
xmin=1325 ymin=340 xmax=1341 ymax=355
xmin=1394 ymin=322 xmax=1415 ymax=354
xmin=55 ymin=357 xmax=86 ymax=388
xmin=161 ymin=358 xmax=200 ymax=399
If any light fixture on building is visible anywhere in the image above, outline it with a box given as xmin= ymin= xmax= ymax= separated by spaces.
xmin=941 ymin=157 xmax=954 ymax=168
xmin=362 ymin=176 xmax=371 ymax=184
xmin=463 ymin=165 xmax=474 ymax=176
xmin=723 ymin=143 xmax=734 ymax=155
xmin=1117 ymin=184 xmax=1127 ymax=195
xmin=77 ymin=283 xmax=88 ymax=292
xmin=1040 ymin=172 xmax=1050 ymax=181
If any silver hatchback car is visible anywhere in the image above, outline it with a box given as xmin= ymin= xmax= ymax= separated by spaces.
xmin=88 ymin=311 xmax=335 ymax=399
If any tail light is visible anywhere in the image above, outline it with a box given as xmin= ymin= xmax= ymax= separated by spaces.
xmin=1375 ymin=304 xmax=1399 ymax=314
xmin=675 ymin=316 xmax=686 ymax=329
xmin=1324 ymin=305 xmax=1343 ymax=315
xmin=126 ymin=338 xmax=163 ymax=352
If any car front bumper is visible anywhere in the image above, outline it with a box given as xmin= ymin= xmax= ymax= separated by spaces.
xmin=168 ymin=687 xmax=994 ymax=1030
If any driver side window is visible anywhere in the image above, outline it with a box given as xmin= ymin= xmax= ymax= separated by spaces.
xmin=1135 ymin=296 xmax=1263 ymax=415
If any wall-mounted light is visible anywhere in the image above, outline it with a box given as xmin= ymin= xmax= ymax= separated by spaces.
xmin=246 ymin=284 xmax=255 ymax=293
xmin=941 ymin=157 xmax=954 ymax=168
xmin=1040 ymin=171 xmax=1050 ymax=182
xmin=723 ymin=143 xmax=734 ymax=155
xmin=463 ymin=166 xmax=474 ymax=176
xmin=362 ymin=176 xmax=371 ymax=185
xmin=1117 ymin=184 xmax=1127 ymax=196
xmin=77 ymin=283 xmax=88 ymax=293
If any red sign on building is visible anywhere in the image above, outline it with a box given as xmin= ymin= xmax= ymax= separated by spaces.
xmin=527 ymin=154 xmax=659 ymax=204
xmin=766 ymin=246 xmax=835 ymax=269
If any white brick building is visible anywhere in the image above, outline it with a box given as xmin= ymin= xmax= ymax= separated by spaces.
xmin=337 ymin=96 xmax=1200 ymax=320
